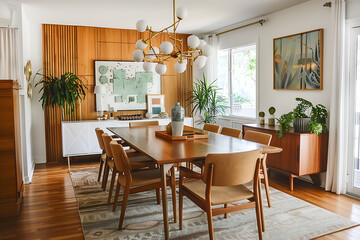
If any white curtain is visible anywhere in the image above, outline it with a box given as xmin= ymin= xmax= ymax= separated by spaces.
xmin=203 ymin=34 xmax=218 ymax=83
xmin=0 ymin=27 xmax=19 ymax=82
xmin=325 ymin=0 xmax=347 ymax=194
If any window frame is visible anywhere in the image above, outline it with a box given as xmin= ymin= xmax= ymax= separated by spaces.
xmin=217 ymin=41 xmax=259 ymax=121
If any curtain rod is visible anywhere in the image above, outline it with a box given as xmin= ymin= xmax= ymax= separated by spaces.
xmin=216 ymin=19 xmax=265 ymax=36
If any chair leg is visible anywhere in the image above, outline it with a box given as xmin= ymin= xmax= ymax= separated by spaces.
xmin=118 ymin=184 xmax=130 ymax=230
xmin=258 ymin=178 xmax=265 ymax=232
xmin=255 ymin=188 xmax=263 ymax=240
xmin=224 ymin=204 xmax=228 ymax=219
xmin=98 ymin=158 xmax=104 ymax=182
xmin=107 ymin=168 xmax=117 ymax=204
xmin=112 ymin=181 xmax=121 ymax=212
xmin=102 ymin=163 xmax=109 ymax=190
xmin=170 ymin=166 xmax=177 ymax=223
xmin=156 ymin=188 xmax=161 ymax=205
xmin=206 ymin=208 xmax=214 ymax=240
xmin=261 ymin=159 xmax=271 ymax=208
xmin=179 ymin=191 xmax=183 ymax=230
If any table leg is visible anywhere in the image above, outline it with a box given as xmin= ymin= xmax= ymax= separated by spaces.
xmin=160 ymin=164 xmax=173 ymax=240
xmin=289 ymin=174 xmax=294 ymax=191
xmin=67 ymin=156 xmax=71 ymax=173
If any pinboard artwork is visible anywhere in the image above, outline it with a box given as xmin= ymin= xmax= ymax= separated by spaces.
xmin=94 ymin=61 xmax=161 ymax=111
xmin=273 ymin=29 xmax=323 ymax=90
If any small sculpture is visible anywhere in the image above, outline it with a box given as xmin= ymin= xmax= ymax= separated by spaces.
xmin=158 ymin=112 xmax=169 ymax=119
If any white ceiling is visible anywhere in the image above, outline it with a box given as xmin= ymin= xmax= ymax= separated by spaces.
xmin=21 ymin=0 xmax=310 ymax=34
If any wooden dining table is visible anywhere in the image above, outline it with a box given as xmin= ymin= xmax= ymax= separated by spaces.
xmin=108 ymin=125 xmax=282 ymax=240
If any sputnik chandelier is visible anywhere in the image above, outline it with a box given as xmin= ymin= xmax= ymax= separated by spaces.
xmin=132 ymin=0 xmax=212 ymax=75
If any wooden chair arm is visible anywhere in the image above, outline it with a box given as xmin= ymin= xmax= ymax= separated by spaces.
xmin=179 ymin=166 xmax=202 ymax=180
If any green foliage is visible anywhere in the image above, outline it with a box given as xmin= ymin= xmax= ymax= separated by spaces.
xmin=233 ymin=93 xmax=250 ymax=104
xmin=187 ymin=73 xmax=228 ymax=124
xmin=259 ymin=111 xmax=265 ymax=117
xmin=35 ymin=72 xmax=87 ymax=117
xmin=276 ymin=98 xmax=328 ymax=138
xmin=268 ymin=107 xmax=276 ymax=115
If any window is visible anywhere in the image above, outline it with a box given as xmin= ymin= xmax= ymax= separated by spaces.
xmin=217 ymin=44 xmax=257 ymax=118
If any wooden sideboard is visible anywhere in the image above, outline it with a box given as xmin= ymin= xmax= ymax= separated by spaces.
xmin=0 ymin=80 xmax=23 ymax=216
xmin=243 ymin=124 xmax=328 ymax=190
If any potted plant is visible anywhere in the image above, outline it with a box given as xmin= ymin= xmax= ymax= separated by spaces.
xmin=259 ymin=111 xmax=265 ymax=125
xmin=187 ymin=73 xmax=228 ymax=125
xmin=268 ymin=107 xmax=276 ymax=126
xmin=35 ymin=72 xmax=87 ymax=120
xmin=277 ymin=98 xmax=327 ymax=138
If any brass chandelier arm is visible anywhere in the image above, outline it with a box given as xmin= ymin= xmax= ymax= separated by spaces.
xmin=143 ymin=19 xmax=181 ymax=42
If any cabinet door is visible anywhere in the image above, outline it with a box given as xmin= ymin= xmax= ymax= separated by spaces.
xmin=62 ymin=123 xmax=90 ymax=156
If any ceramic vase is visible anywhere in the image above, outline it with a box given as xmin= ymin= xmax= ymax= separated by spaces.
xmin=259 ymin=117 xmax=265 ymax=125
xmin=293 ymin=117 xmax=311 ymax=132
xmin=171 ymin=102 xmax=184 ymax=136
xmin=268 ymin=114 xmax=275 ymax=126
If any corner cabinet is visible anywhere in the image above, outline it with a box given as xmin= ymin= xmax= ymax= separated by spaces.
xmin=243 ymin=124 xmax=328 ymax=190
xmin=0 ymin=80 xmax=23 ymax=216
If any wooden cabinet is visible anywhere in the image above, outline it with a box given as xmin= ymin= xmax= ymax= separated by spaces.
xmin=243 ymin=124 xmax=328 ymax=190
xmin=0 ymin=80 xmax=23 ymax=216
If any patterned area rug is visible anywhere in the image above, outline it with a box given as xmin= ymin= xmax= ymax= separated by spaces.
xmin=70 ymin=167 xmax=358 ymax=240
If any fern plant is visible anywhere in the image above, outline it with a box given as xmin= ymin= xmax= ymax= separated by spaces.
xmin=35 ymin=72 xmax=87 ymax=119
xmin=187 ymin=73 xmax=228 ymax=124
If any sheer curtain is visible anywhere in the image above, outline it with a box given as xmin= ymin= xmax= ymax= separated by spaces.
xmin=0 ymin=27 xmax=20 ymax=83
xmin=203 ymin=34 xmax=218 ymax=83
xmin=325 ymin=0 xmax=348 ymax=194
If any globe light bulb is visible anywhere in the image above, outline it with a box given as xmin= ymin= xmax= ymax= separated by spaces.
xmin=136 ymin=39 xmax=148 ymax=50
xmin=143 ymin=61 xmax=155 ymax=72
xmin=198 ymin=39 xmax=207 ymax=49
xmin=202 ymin=45 xmax=213 ymax=57
xmin=194 ymin=56 xmax=207 ymax=69
xmin=160 ymin=41 xmax=173 ymax=55
xmin=187 ymin=35 xmax=200 ymax=49
xmin=176 ymin=7 xmax=188 ymax=20
xmin=136 ymin=20 xmax=147 ymax=32
xmin=132 ymin=49 xmax=144 ymax=62
xmin=155 ymin=63 xmax=167 ymax=75
xmin=147 ymin=47 xmax=159 ymax=60
xmin=174 ymin=60 xmax=187 ymax=73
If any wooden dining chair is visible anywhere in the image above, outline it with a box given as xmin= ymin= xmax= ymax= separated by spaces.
xmin=179 ymin=149 xmax=264 ymax=240
xmin=203 ymin=123 xmax=221 ymax=133
xmin=244 ymin=130 xmax=272 ymax=207
xmin=102 ymin=133 xmax=155 ymax=204
xmin=95 ymin=128 xmax=107 ymax=182
xmin=129 ymin=120 xmax=159 ymax=128
xmin=220 ymin=127 xmax=242 ymax=138
xmin=110 ymin=140 xmax=177 ymax=229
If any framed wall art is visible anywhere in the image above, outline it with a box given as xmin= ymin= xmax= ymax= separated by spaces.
xmin=273 ymin=29 xmax=323 ymax=90
xmin=147 ymin=94 xmax=165 ymax=117
xmin=94 ymin=61 xmax=161 ymax=111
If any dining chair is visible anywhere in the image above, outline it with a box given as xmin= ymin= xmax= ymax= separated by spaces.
xmin=129 ymin=120 xmax=159 ymax=128
xmin=102 ymin=133 xmax=156 ymax=204
xmin=244 ymin=130 xmax=272 ymax=207
xmin=203 ymin=123 xmax=221 ymax=133
xmin=179 ymin=149 xmax=264 ymax=240
xmin=220 ymin=127 xmax=242 ymax=138
xmin=110 ymin=140 xmax=177 ymax=229
xmin=95 ymin=128 xmax=107 ymax=182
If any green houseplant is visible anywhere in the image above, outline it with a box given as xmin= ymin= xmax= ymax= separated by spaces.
xmin=187 ymin=73 xmax=228 ymax=124
xmin=259 ymin=111 xmax=265 ymax=125
xmin=35 ymin=72 xmax=87 ymax=119
xmin=277 ymin=98 xmax=327 ymax=138
xmin=268 ymin=107 xmax=276 ymax=126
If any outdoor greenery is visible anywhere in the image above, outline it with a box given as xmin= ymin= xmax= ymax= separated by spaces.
xmin=276 ymin=98 xmax=328 ymax=138
xmin=188 ymin=73 xmax=228 ymax=124
xmin=35 ymin=72 xmax=87 ymax=119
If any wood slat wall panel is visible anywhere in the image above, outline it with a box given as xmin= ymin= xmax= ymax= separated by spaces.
xmin=42 ymin=24 xmax=192 ymax=163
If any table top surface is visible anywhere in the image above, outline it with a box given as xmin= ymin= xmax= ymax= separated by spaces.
xmin=108 ymin=126 xmax=282 ymax=164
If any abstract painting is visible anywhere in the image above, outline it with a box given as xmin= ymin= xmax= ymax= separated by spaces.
xmin=95 ymin=61 xmax=161 ymax=111
xmin=273 ymin=29 xmax=323 ymax=90
xmin=147 ymin=94 xmax=165 ymax=117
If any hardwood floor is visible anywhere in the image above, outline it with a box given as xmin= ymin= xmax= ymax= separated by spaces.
xmin=0 ymin=160 xmax=359 ymax=239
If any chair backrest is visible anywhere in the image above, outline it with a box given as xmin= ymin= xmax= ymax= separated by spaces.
xmin=95 ymin=128 xmax=105 ymax=150
xmin=110 ymin=140 xmax=132 ymax=173
xmin=203 ymin=123 xmax=221 ymax=133
xmin=203 ymin=149 xmax=262 ymax=186
xmin=243 ymin=130 xmax=272 ymax=146
xmin=102 ymin=133 xmax=114 ymax=158
xmin=129 ymin=121 xmax=159 ymax=128
xmin=220 ymin=127 xmax=242 ymax=138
